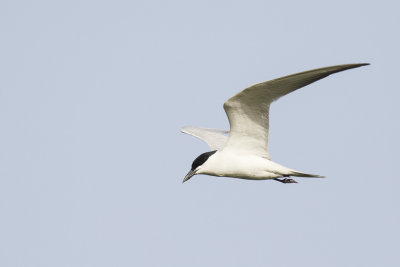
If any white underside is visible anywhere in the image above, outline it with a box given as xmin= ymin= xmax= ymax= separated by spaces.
xmin=196 ymin=150 xmax=298 ymax=180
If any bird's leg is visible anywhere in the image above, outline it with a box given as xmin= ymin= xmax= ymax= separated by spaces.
xmin=274 ymin=177 xmax=298 ymax=184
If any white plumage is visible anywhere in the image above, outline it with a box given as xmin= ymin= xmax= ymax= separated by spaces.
xmin=182 ymin=63 xmax=369 ymax=183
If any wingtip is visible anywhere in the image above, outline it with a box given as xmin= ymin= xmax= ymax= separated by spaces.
xmin=355 ymin=63 xmax=370 ymax=67
xmin=180 ymin=126 xmax=192 ymax=133
xmin=320 ymin=63 xmax=370 ymax=76
xmin=340 ymin=63 xmax=370 ymax=70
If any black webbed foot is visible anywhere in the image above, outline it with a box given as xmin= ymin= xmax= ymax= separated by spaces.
xmin=274 ymin=178 xmax=298 ymax=184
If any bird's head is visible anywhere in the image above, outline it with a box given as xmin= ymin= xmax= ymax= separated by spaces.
xmin=182 ymin=150 xmax=217 ymax=183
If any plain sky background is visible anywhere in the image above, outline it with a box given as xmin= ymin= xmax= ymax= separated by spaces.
xmin=1 ymin=0 xmax=399 ymax=266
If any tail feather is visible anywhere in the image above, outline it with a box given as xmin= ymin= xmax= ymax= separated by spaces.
xmin=290 ymin=171 xmax=325 ymax=178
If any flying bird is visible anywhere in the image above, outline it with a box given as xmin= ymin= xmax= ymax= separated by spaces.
xmin=181 ymin=63 xmax=369 ymax=183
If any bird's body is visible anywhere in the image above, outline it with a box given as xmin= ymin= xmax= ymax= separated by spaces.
xmin=181 ymin=63 xmax=369 ymax=183
xmin=197 ymin=150 xmax=299 ymax=180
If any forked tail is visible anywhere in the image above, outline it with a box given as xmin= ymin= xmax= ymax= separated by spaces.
xmin=290 ymin=171 xmax=325 ymax=178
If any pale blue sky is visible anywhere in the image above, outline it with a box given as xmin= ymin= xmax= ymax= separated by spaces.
xmin=0 ymin=0 xmax=399 ymax=266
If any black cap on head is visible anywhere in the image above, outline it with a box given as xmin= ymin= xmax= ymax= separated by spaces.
xmin=183 ymin=150 xmax=217 ymax=183
xmin=191 ymin=150 xmax=217 ymax=171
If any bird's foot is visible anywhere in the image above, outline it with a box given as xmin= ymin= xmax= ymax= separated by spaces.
xmin=274 ymin=178 xmax=298 ymax=184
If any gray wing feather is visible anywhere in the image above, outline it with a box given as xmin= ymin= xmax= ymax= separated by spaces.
xmin=181 ymin=126 xmax=229 ymax=151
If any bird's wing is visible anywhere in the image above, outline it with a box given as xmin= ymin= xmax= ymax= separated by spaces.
xmin=181 ymin=126 xmax=229 ymax=151
xmin=223 ymin=63 xmax=369 ymax=158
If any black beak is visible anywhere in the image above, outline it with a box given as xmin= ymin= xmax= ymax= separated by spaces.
xmin=182 ymin=170 xmax=196 ymax=183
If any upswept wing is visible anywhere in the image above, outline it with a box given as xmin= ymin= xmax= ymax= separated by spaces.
xmin=223 ymin=63 xmax=369 ymax=158
xmin=181 ymin=126 xmax=229 ymax=151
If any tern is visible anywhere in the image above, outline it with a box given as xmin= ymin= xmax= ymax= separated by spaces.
xmin=181 ymin=63 xmax=369 ymax=183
